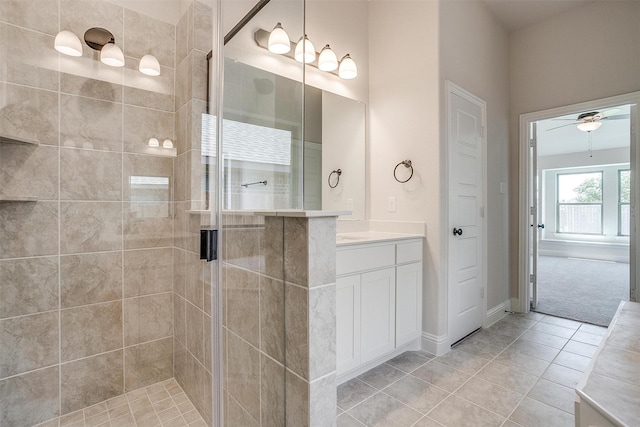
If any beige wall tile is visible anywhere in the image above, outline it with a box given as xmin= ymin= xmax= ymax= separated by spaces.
xmin=60 ymin=301 xmax=122 ymax=362
xmin=124 ymin=337 xmax=173 ymax=391
xmin=0 ymin=311 xmax=58 ymax=378
xmin=222 ymin=227 xmax=263 ymax=273
xmin=0 ymin=0 xmax=58 ymax=34
xmin=0 ymin=202 xmax=58 ymax=259
xmin=193 ymin=2 xmax=213 ymax=53
xmin=60 ymin=201 xmax=122 ymax=254
xmin=124 ymin=293 xmax=173 ymax=345
xmin=261 ymin=355 xmax=285 ymax=426
xmin=175 ymin=3 xmax=192 ymax=66
xmin=260 ymin=275 xmax=285 ymax=364
xmin=174 ymin=294 xmax=186 ymax=346
xmin=0 ymin=144 xmax=59 ymax=200
xmin=185 ymin=302 xmax=204 ymax=364
xmin=61 ymin=148 xmax=123 ymax=201
xmin=225 ymin=390 xmax=259 ymax=427
xmin=191 ymin=50 xmax=207 ymax=102
xmin=60 ymin=94 xmax=123 ymax=151
xmin=285 ymin=283 xmax=309 ymax=380
xmin=309 ymin=285 xmax=336 ymax=380
xmin=0 ymin=82 xmax=59 ymax=145
xmin=124 ymin=247 xmax=173 ymax=297
xmin=173 ymin=247 xmax=186 ymax=297
xmin=175 ymin=52 xmax=192 ymax=111
xmin=123 ymin=201 xmax=173 ymax=250
xmin=0 ymin=256 xmax=58 ymax=319
xmin=226 ymin=332 xmax=260 ymax=422
xmin=60 ymin=0 xmax=123 ymax=52
xmin=61 ymin=73 xmax=122 ymax=103
xmin=185 ymin=250 xmax=204 ymax=308
xmin=123 ymin=153 xmax=173 ymax=201
xmin=204 ymin=313 xmax=211 ymax=370
xmin=61 ymin=350 xmax=124 ymax=414
xmin=123 ymin=9 xmax=175 ymax=67
xmin=285 ymin=368 xmax=309 ymax=426
xmin=225 ymin=265 xmax=260 ymax=348
xmin=264 ymin=217 xmax=284 ymax=280
xmin=309 ymin=373 xmax=337 ymax=426
xmin=0 ymin=23 xmax=58 ymax=91
xmin=308 ymin=217 xmax=336 ymax=287
xmin=60 ymin=252 xmax=123 ymax=308
xmin=0 ymin=366 xmax=59 ymax=427
xmin=123 ymin=105 xmax=174 ymax=155
xmin=283 ymin=217 xmax=308 ymax=286
xmin=124 ymin=66 xmax=175 ymax=112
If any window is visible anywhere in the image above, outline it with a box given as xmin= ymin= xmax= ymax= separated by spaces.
xmin=557 ymin=172 xmax=603 ymax=234
xmin=619 ymin=169 xmax=630 ymax=236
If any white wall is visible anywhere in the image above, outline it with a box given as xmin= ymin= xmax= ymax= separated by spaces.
xmin=439 ymin=0 xmax=511 ymax=314
xmin=509 ymin=1 xmax=640 ymax=297
xmin=368 ymin=1 xmax=441 ymax=334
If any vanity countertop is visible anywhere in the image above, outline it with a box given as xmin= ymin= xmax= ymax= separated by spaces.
xmin=575 ymin=300 xmax=640 ymax=426
xmin=336 ymin=231 xmax=424 ymax=246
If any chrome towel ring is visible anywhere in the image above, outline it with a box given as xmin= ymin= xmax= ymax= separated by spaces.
xmin=328 ymin=169 xmax=342 ymax=188
xmin=394 ymin=160 xmax=413 ymax=183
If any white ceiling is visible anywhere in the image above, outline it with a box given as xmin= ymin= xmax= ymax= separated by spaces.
xmin=481 ymin=0 xmax=595 ymax=31
xmin=536 ymin=104 xmax=631 ymax=157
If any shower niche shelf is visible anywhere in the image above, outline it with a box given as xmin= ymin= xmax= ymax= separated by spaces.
xmin=0 ymin=196 xmax=38 ymax=203
xmin=0 ymin=134 xmax=40 ymax=146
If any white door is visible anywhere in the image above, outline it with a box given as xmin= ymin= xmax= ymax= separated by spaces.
xmin=529 ymin=122 xmax=539 ymax=309
xmin=448 ymin=83 xmax=486 ymax=345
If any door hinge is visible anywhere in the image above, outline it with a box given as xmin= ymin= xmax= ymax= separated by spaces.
xmin=529 ymin=139 xmax=535 ymax=148
xmin=200 ymin=229 xmax=218 ymax=262
xmin=530 ymin=274 xmax=536 ymax=283
xmin=530 ymin=206 xmax=536 ymax=215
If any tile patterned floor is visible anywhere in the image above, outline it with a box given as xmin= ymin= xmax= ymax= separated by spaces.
xmin=34 ymin=378 xmax=207 ymax=427
xmin=337 ymin=312 xmax=607 ymax=427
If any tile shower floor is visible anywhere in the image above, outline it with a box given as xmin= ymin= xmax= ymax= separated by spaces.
xmin=337 ymin=312 xmax=607 ymax=427
xmin=34 ymin=379 xmax=206 ymax=427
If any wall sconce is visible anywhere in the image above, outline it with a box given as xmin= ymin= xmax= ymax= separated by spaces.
xmin=254 ymin=26 xmax=357 ymax=80
xmin=54 ymin=27 xmax=160 ymax=76
xmin=148 ymin=137 xmax=160 ymax=147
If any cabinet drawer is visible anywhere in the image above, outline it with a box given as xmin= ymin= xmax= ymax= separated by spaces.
xmin=396 ymin=240 xmax=422 ymax=264
xmin=337 ymin=244 xmax=395 ymax=276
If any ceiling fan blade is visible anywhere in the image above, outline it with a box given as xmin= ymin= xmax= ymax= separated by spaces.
xmin=601 ymin=108 xmax=623 ymax=117
xmin=550 ymin=118 xmax=579 ymax=121
xmin=601 ymin=114 xmax=630 ymax=121
xmin=546 ymin=122 xmax=579 ymax=131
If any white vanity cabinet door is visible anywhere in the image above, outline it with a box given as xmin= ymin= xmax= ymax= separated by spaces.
xmin=336 ymin=275 xmax=361 ymax=375
xmin=395 ymin=262 xmax=423 ymax=347
xmin=360 ymin=267 xmax=396 ymax=364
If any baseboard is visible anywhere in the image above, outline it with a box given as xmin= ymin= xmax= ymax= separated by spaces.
xmin=421 ymin=332 xmax=449 ymax=356
xmin=485 ymin=299 xmax=511 ymax=327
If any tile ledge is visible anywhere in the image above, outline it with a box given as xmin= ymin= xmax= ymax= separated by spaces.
xmin=254 ymin=209 xmax=351 ymax=218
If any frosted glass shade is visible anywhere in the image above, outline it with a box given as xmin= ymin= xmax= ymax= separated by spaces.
xmin=139 ymin=54 xmax=161 ymax=76
xmin=577 ymin=121 xmax=602 ymax=132
xmin=268 ymin=23 xmax=290 ymax=54
xmin=162 ymin=139 xmax=173 ymax=148
xmin=148 ymin=137 xmax=160 ymax=147
xmin=54 ymin=30 xmax=82 ymax=57
xmin=295 ymin=35 xmax=315 ymax=63
xmin=100 ymin=43 xmax=125 ymax=67
xmin=318 ymin=45 xmax=338 ymax=71
xmin=338 ymin=54 xmax=357 ymax=79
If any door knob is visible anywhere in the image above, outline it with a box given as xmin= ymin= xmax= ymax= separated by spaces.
xmin=452 ymin=227 xmax=463 ymax=236
xmin=538 ymin=224 xmax=545 ymax=229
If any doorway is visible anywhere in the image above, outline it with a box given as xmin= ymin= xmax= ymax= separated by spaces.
xmin=518 ymin=93 xmax=640 ymax=325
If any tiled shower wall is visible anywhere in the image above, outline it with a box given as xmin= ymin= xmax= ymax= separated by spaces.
xmin=172 ymin=1 xmax=214 ymax=425
xmin=0 ymin=1 xmax=177 ymax=425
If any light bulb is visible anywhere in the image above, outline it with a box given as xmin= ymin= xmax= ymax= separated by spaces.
xmin=162 ymin=139 xmax=173 ymax=148
xmin=577 ymin=121 xmax=602 ymax=132
xmin=338 ymin=54 xmax=357 ymax=79
xmin=268 ymin=23 xmax=290 ymax=54
xmin=294 ymin=35 xmax=315 ymax=63
xmin=148 ymin=137 xmax=159 ymax=147
xmin=318 ymin=45 xmax=338 ymax=71
xmin=100 ymin=43 xmax=125 ymax=67
xmin=139 ymin=54 xmax=160 ymax=76
xmin=54 ymin=30 xmax=82 ymax=57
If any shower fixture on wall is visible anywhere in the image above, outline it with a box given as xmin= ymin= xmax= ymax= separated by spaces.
xmin=54 ymin=27 xmax=160 ymax=76
xmin=256 ymin=25 xmax=358 ymax=79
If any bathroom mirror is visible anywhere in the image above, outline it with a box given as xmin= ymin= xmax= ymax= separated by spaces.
xmin=220 ymin=59 xmax=366 ymax=219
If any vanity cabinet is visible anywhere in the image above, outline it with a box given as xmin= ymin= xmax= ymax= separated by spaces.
xmin=336 ymin=237 xmax=423 ymax=378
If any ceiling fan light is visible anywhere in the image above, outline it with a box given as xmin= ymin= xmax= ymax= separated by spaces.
xmin=577 ymin=121 xmax=602 ymax=132
xmin=318 ymin=45 xmax=338 ymax=71
xmin=268 ymin=23 xmax=291 ymax=54
xmin=295 ymin=35 xmax=316 ymax=63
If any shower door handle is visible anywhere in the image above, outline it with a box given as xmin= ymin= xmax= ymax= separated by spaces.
xmin=200 ymin=229 xmax=218 ymax=262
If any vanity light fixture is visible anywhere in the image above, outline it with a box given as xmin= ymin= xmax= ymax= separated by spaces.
xmin=318 ymin=45 xmax=338 ymax=71
xmin=294 ymin=35 xmax=316 ymax=63
xmin=148 ymin=137 xmax=160 ymax=147
xmin=139 ymin=54 xmax=161 ymax=76
xmin=162 ymin=139 xmax=173 ymax=149
xmin=577 ymin=121 xmax=602 ymax=132
xmin=100 ymin=42 xmax=125 ymax=67
xmin=268 ymin=23 xmax=291 ymax=54
xmin=54 ymin=30 xmax=83 ymax=57
xmin=338 ymin=54 xmax=357 ymax=80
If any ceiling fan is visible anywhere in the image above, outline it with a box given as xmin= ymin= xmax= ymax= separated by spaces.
xmin=546 ymin=108 xmax=630 ymax=132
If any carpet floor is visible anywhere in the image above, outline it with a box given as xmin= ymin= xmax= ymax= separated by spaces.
xmin=533 ymin=256 xmax=629 ymax=326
